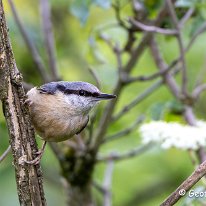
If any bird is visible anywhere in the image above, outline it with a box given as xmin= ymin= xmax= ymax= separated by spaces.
xmin=26 ymin=81 xmax=116 ymax=164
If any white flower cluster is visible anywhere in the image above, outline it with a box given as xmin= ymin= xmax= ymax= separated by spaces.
xmin=139 ymin=121 xmax=206 ymax=150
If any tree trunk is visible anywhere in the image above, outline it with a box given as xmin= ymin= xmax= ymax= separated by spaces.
xmin=56 ymin=142 xmax=96 ymax=206
xmin=67 ymin=182 xmax=94 ymax=206
xmin=0 ymin=1 xmax=46 ymax=205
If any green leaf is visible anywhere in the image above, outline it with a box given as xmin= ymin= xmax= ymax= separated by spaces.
xmin=175 ymin=0 xmax=196 ymax=8
xmin=149 ymin=103 xmax=166 ymax=120
xmin=87 ymin=36 xmax=106 ymax=64
xmin=70 ymin=0 xmax=93 ymax=25
xmin=70 ymin=0 xmax=111 ymax=25
xmin=189 ymin=14 xmax=205 ymax=37
xmin=166 ymin=100 xmax=184 ymax=115
xmin=94 ymin=0 xmax=111 ymax=9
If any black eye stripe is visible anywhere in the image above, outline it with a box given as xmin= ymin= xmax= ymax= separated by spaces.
xmin=57 ymin=87 xmax=99 ymax=97
xmin=92 ymin=92 xmax=99 ymax=97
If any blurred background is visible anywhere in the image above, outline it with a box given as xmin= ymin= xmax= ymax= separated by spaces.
xmin=1 ymin=0 xmax=206 ymax=205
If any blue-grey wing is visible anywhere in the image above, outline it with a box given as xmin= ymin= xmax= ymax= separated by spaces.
xmin=76 ymin=116 xmax=89 ymax=135
xmin=37 ymin=82 xmax=59 ymax=94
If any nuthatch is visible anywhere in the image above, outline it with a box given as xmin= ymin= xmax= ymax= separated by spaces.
xmin=27 ymin=81 xmax=116 ymax=142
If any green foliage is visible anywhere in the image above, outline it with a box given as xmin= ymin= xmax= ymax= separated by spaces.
xmin=175 ymin=0 xmax=206 ymax=38
xmin=189 ymin=10 xmax=205 ymax=37
xmin=148 ymin=100 xmax=184 ymax=121
xmin=94 ymin=0 xmax=111 ymax=9
xmin=175 ymin=0 xmax=206 ymax=8
xmin=70 ymin=0 xmax=111 ymax=25
xmin=143 ymin=0 xmax=164 ymax=18
xmin=70 ymin=0 xmax=91 ymax=25
xmin=149 ymin=102 xmax=166 ymax=120
xmin=175 ymin=0 xmax=197 ymax=8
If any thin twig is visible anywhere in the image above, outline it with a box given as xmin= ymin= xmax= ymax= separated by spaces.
xmin=128 ymin=20 xmax=206 ymax=88
xmin=179 ymin=8 xmax=194 ymax=28
xmin=99 ymin=33 xmax=116 ymax=51
xmin=64 ymin=141 xmax=79 ymax=150
xmin=186 ymin=22 xmax=206 ymax=51
xmin=166 ymin=0 xmax=188 ymax=95
xmin=97 ymin=143 xmax=152 ymax=162
xmin=195 ymin=55 xmax=206 ymax=86
xmin=103 ymin=115 xmax=145 ymax=143
xmin=7 ymin=0 xmax=50 ymax=82
xmin=129 ymin=18 xmax=178 ymax=35
xmin=149 ymin=36 xmax=180 ymax=99
xmin=0 ymin=145 xmax=11 ymax=163
xmin=88 ymin=66 xmax=101 ymax=89
xmin=93 ymin=181 xmax=106 ymax=193
xmin=103 ymin=160 xmax=114 ymax=206
xmin=75 ymin=134 xmax=86 ymax=151
xmin=112 ymin=1 xmax=128 ymax=29
xmin=125 ymin=59 xmax=178 ymax=84
xmin=192 ymin=84 xmax=206 ymax=99
xmin=114 ymin=43 xmax=123 ymax=78
xmin=87 ymin=112 xmax=97 ymax=145
xmin=99 ymin=34 xmax=124 ymax=80
xmin=112 ymin=80 xmax=162 ymax=122
xmin=124 ymin=32 xmax=153 ymax=73
xmin=160 ymin=159 xmax=206 ymax=206
xmin=113 ymin=65 xmax=181 ymax=122
xmin=40 ymin=0 xmax=59 ymax=80
xmin=124 ymin=0 xmax=173 ymax=73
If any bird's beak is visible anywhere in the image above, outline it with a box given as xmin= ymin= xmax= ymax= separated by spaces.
xmin=97 ymin=93 xmax=116 ymax=100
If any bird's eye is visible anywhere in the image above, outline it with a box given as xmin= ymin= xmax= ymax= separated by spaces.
xmin=79 ymin=90 xmax=85 ymax=96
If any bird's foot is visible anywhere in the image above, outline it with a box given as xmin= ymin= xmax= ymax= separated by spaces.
xmin=24 ymin=154 xmax=43 ymax=165
xmin=25 ymin=141 xmax=47 ymax=165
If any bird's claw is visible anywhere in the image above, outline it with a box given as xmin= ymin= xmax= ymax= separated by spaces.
xmin=24 ymin=141 xmax=47 ymax=165
xmin=24 ymin=154 xmax=43 ymax=165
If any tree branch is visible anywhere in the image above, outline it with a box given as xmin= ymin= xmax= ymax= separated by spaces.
xmin=160 ymin=159 xmax=206 ymax=206
xmin=87 ymin=66 xmax=101 ymax=89
xmin=149 ymin=36 xmax=180 ymax=99
xmin=192 ymin=84 xmax=206 ymax=99
xmin=186 ymin=22 xmax=206 ymax=51
xmin=103 ymin=160 xmax=114 ymax=206
xmin=103 ymin=115 xmax=145 ymax=143
xmin=40 ymin=0 xmax=60 ymax=80
xmin=0 ymin=145 xmax=11 ymax=163
xmin=97 ymin=143 xmax=152 ymax=162
xmin=125 ymin=59 xmax=178 ymax=84
xmin=112 ymin=80 xmax=163 ymax=122
xmin=179 ymin=8 xmax=194 ymax=28
xmin=129 ymin=18 xmax=178 ymax=35
xmin=7 ymin=0 xmax=50 ymax=82
xmin=166 ymin=0 xmax=188 ymax=95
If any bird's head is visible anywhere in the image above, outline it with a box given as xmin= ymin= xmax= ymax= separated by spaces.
xmin=38 ymin=81 xmax=116 ymax=115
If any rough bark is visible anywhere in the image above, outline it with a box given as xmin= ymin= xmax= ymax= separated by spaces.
xmin=0 ymin=1 xmax=46 ymax=205
xmin=67 ymin=183 xmax=93 ymax=206
xmin=57 ymin=143 xmax=96 ymax=206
